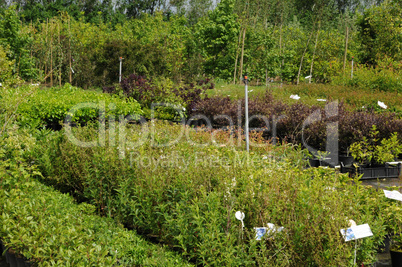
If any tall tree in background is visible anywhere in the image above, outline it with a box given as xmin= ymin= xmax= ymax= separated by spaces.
xmin=195 ymin=0 xmax=239 ymax=79
xmin=0 ymin=5 xmax=36 ymax=79
xmin=357 ymin=0 xmax=402 ymax=64
xmin=187 ymin=0 xmax=212 ymax=25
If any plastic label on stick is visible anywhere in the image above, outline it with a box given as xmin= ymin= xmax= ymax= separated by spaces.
xmin=340 ymin=224 xmax=373 ymax=242
xmin=383 ymin=190 xmax=402 ymax=202
xmin=254 ymin=223 xmax=284 ymax=240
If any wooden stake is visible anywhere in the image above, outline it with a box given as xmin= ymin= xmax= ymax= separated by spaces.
xmin=309 ymin=21 xmax=321 ymax=83
xmin=50 ymin=20 xmax=53 ymax=87
xmin=233 ymin=28 xmax=242 ymax=84
xmin=58 ymin=20 xmax=61 ymax=87
xmin=69 ymin=16 xmax=72 ymax=84
xmin=343 ymin=26 xmax=349 ymax=73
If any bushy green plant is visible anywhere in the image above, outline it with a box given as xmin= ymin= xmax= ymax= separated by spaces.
xmin=16 ymin=83 xmax=142 ymax=129
xmin=332 ymin=59 xmax=402 ymax=93
xmin=0 ymin=141 xmax=192 ymax=266
xmin=0 ymin=44 xmax=20 ymax=86
xmin=350 ymin=125 xmax=402 ymax=165
xmin=382 ymin=186 xmax=402 ymax=252
xmin=30 ymin=121 xmax=389 ymax=266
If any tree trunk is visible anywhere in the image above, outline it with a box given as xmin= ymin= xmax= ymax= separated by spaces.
xmin=343 ymin=26 xmax=349 ymax=73
xmin=309 ymin=22 xmax=320 ymax=83
xmin=45 ymin=19 xmax=48 ymax=84
xmin=233 ymin=28 xmax=242 ymax=84
xmin=69 ymin=16 xmax=72 ymax=84
xmin=279 ymin=12 xmax=283 ymax=86
xmin=50 ymin=20 xmax=53 ymax=87
xmin=239 ymin=27 xmax=246 ymax=83
xmin=58 ymin=21 xmax=61 ymax=87
xmin=297 ymin=26 xmax=315 ymax=85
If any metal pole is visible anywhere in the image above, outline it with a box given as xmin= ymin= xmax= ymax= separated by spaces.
xmin=244 ymin=75 xmax=249 ymax=152
xmin=119 ymin=57 xmax=123 ymax=83
xmin=351 ymin=56 xmax=354 ymax=79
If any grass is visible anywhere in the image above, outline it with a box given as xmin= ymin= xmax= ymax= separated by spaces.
xmin=210 ymin=81 xmax=402 ymax=113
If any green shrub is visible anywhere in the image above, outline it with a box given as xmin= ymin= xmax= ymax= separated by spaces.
xmin=16 ymin=83 xmax=142 ymax=129
xmin=0 ymin=149 xmax=192 ymax=266
xmin=0 ymin=45 xmax=18 ymax=86
xmin=331 ymin=59 xmax=402 ymax=94
xmin=32 ymin=122 xmax=389 ymax=266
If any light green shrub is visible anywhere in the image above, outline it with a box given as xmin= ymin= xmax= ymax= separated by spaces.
xmin=16 ymin=83 xmax=142 ymax=129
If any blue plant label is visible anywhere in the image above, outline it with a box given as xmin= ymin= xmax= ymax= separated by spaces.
xmin=254 ymin=227 xmax=267 ymax=240
xmin=254 ymin=223 xmax=284 ymax=240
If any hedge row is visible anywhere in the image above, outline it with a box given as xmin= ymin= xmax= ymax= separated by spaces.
xmin=32 ymin=122 xmax=389 ymax=266
xmin=15 ymin=84 xmax=142 ymax=129
xmin=0 ymin=157 xmax=192 ymax=266
xmin=190 ymin=92 xmax=402 ymax=152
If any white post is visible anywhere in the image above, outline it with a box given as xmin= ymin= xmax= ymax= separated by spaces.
xmin=351 ymin=56 xmax=354 ymax=79
xmin=119 ymin=57 xmax=123 ymax=83
xmin=244 ymin=75 xmax=249 ymax=152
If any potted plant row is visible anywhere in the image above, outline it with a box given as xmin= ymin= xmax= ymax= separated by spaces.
xmin=307 ymin=150 xmax=354 ymax=168
xmin=341 ymin=126 xmax=402 ymax=179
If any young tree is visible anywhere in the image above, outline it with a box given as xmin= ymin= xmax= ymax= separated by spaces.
xmin=0 ymin=5 xmax=36 ymax=80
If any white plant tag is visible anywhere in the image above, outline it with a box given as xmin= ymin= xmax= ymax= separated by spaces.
xmin=235 ymin=211 xmax=245 ymax=228
xmin=340 ymin=224 xmax=373 ymax=242
xmin=378 ymin=101 xmax=387 ymax=109
xmin=384 ymin=190 xmax=402 ymax=202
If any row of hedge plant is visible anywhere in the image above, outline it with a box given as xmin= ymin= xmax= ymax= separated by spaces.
xmin=190 ymin=92 xmax=402 ymax=152
xmin=0 ymin=148 xmax=192 ymax=266
xmin=14 ymin=83 xmax=142 ymax=129
xmin=30 ymin=121 xmax=390 ymax=266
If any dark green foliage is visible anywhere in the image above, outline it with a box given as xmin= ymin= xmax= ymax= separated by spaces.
xmin=0 ymin=5 xmax=37 ymax=80
xmin=357 ymin=0 xmax=402 ymax=64
xmin=195 ymin=0 xmax=240 ymax=80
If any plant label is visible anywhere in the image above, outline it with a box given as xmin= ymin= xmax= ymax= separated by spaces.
xmin=254 ymin=227 xmax=267 ymax=240
xmin=383 ymin=190 xmax=402 ymax=202
xmin=235 ymin=211 xmax=245 ymax=228
xmin=254 ymin=223 xmax=284 ymax=240
xmin=340 ymin=224 xmax=373 ymax=242
xmin=378 ymin=101 xmax=387 ymax=109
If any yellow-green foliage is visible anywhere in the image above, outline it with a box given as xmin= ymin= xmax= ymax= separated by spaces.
xmin=0 ymin=45 xmax=17 ymax=86
xmin=16 ymin=83 xmax=142 ymax=128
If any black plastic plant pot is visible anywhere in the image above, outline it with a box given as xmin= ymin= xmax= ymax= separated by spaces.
xmin=6 ymin=250 xmax=17 ymax=267
xmin=16 ymin=256 xmax=26 ymax=267
xmin=340 ymin=163 xmax=401 ymax=180
xmin=339 ymin=155 xmax=354 ymax=167
xmin=390 ymin=250 xmax=402 ymax=267
xmin=309 ymin=158 xmax=320 ymax=167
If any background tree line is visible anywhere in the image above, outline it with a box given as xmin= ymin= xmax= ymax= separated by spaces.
xmin=0 ymin=0 xmax=400 ymax=88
